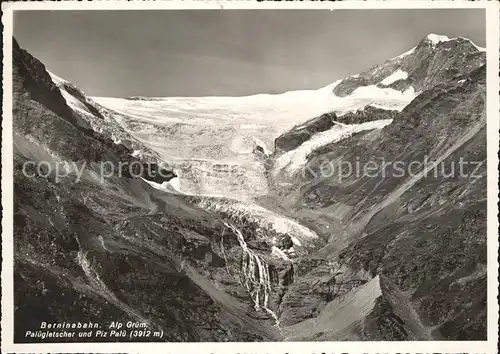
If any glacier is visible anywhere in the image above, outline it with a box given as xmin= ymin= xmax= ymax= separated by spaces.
xmin=88 ymin=80 xmax=416 ymax=200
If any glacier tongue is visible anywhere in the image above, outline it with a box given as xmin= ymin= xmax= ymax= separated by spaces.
xmin=171 ymin=158 xmax=269 ymax=201
xmin=198 ymin=198 xmax=318 ymax=250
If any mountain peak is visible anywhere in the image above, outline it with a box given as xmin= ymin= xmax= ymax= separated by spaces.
xmin=424 ymin=33 xmax=451 ymax=45
xmin=330 ymin=32 xmax=486 ymax=103
xmin=421 ymin=33 xmax=485 ymax=52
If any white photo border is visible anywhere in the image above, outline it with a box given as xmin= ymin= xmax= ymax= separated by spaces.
xmin=1 ymin=1 xmax=499 ymax=353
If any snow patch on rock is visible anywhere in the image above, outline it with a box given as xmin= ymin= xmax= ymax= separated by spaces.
xmin=426 ymin=33 xmax=451 ymax=45
xmin=271 ymin=246 xmax=290 ymax=261
xmin=391 ymin=47 xmax=416 ymax=60
xmin=380 ymin=69 xmax=409 ymax=86
xmin=141 ymin=177 xmax=183 ymax=195
xmin=327 ymin=85 xmax=417 ymax=116
xmin=48 ymin=71 xmax=70 ymax=86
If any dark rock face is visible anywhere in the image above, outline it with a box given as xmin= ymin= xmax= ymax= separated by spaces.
xmin=331 ymin=76 xmax=370 ymax=97
xmin=12 ymin=37 xmax=175 ymax=175
xmin=269 ymin=63 xmax=487 ymax=340
xmin=12 ymin=38 xmax=82 ymax=129
xmin=12 ymin=39 xmax=277 ymax=342
xmin=58 ymin=80 xmax=106 ymax=120
xmin=274 ymin=112 xmax=336 ymax=153
xmin=13 ymin=155 xmax=278 ymax=342
xmin=253 ymin=145 xmax=265 ymax=155
xmin=336 ymin=106 xmax=399 ymax=125
xmin=281 ymin=275 xmax=431 ymax=341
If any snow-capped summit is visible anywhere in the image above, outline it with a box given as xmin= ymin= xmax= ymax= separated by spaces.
xmin=271 ymin=33 xmax=486 ymax=176
xmin=425 ymin=33 xmax=452 ymax=45
xmin=331 ymin=33 xmax=486 ymax=101
xmin=424 ymin=33 xmax=486 ymax=52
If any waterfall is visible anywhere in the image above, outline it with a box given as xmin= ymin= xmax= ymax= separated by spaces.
xmin=224 ymin=223 xmax=280 ymax=325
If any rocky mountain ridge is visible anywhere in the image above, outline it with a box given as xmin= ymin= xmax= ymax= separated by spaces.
xmin=332 ymin=34 xmax=485 ymax=97
xmin=267 ymin=38 xmax=486 ymax=339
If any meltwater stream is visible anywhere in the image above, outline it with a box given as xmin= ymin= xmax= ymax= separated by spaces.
xmin=224 ymin=222 xmax=280 ymax=326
